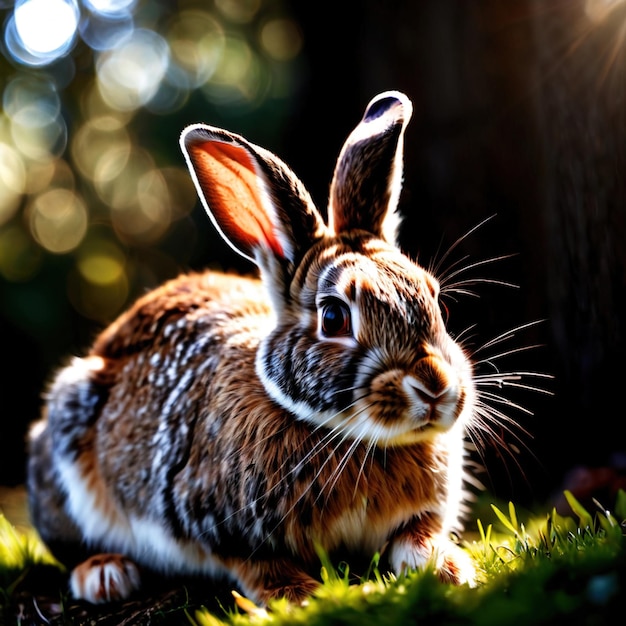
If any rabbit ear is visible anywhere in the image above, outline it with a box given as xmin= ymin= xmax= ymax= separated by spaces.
xmin=329 ymin=91 xmax=413 ymax=244
xmin=180 ymin=125 xmax=327 ymax=268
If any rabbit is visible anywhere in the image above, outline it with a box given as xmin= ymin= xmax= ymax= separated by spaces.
xmin=27 ymin=90 xmax=478 ymax=606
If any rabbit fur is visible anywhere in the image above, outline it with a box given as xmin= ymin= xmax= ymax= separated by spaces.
xmin=27 ymin=91 xmax=477 ymax=605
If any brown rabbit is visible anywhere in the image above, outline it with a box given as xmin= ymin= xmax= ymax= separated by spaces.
xmin=27 ymin=91 xmax=477 ymax=605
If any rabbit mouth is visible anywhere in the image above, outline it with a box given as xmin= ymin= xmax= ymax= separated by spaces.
xmin=341 ymin=396 xmax=461 ymax=447
xmin=410 ymin=415 xmax=453 ymax=436
xmin=401 ymin=411 xmax=458 ymax=441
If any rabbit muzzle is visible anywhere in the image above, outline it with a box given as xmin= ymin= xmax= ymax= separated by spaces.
xmin=359 ymin=351 xmax=466 ymax=445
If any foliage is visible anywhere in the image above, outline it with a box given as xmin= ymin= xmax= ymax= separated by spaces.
xmin=0 ymin=514 xmax=57 ymax=591
xmin=0 ymin=514 xmax=61 ymax=622
xmin=0 ymin=0 xmax=303 ymax=365
xmin=6 ymin=491 xmax=621 ymax=625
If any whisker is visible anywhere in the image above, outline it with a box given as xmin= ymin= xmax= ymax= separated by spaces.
xmin=316 ymin=424 xmax=366 ymax=508
xmin=244 ymin=398 xmax=378 ymax=552
xmin=476 ymin=391 xmax=536 ymax=436
xmin=466 ymin=420 xmax=530 ymax=486
xmin=475 ymin=371 xmax=552 ymax=381
xmin=475 ymin=346 xmax=547 ymax=370
xmin=222 ymin=425 xmax=350 ymax=558
xmin=260 ymin=393 xmax=370 ymax=486
xmin=473 ymin=410 xmax=533 ymax=450
xmin=423 ymin=217 xmax=553 ymax=498
xmin=473 ymin=320 xmax=546 ymax=352
xmin=442 ymin=288 xmax=480 ymax=301
xmin=353 ymin=435 xmax=378 ymax=501
xmin=430 ymin=214 xmax=497 ymax=277
xmin=475 ymin=375 xmax=554 ymax=397
xmin=477 ymin=390 xmax=535 ymax=416
xmin=442 ymin=277 xmax=519 ymax=294
xmin=222 ymin=422 xmax=292 ymax=465
xmin=469 ymin=403 xmax=534 ymax=462
xmin=450 ymin=324 xmax=478 ymax=345
xmin=439 ymin=254 xmax=518 ymax=288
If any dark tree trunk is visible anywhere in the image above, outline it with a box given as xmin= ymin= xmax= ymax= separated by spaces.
xmin=287 ymin=0 xmax=626 ymax=504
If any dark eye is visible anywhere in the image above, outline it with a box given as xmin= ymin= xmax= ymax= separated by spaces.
xmin=320 ymin=300 xmax=352 ymax=338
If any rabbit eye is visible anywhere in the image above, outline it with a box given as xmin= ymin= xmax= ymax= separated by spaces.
xmin=320 ymin=300 xmax=352 ymax=338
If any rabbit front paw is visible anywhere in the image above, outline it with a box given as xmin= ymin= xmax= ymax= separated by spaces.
xmin=69 ymin=553 xmax=141 ymax=604
xmin=436 ymin=544 xmax=476 ymax=586
xmin=389 ymin=536 xmax=476 ymax=587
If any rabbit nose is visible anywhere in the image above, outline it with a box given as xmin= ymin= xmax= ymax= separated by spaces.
xmin=403 ymin=377 xmax=448 ymax=406
xmin=403 ymin=356 xmax=457 ymax=407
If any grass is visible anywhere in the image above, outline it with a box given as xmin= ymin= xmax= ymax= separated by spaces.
xmin=1 ymin=491 xmax=625 ymax=625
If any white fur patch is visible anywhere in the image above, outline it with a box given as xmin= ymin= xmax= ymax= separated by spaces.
xmin=254 ymin=339 xmax=341 ymax=426
xmin=57 ymin=459 xmax=224 ymax=579
xmin=388 ymin=536 xmax=430 ymax=574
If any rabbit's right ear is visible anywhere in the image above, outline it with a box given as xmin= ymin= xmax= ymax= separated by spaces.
xmin=180 ymin=126 xmax=327 ymax=270
xmin=329 ymin=91 xmax=413 ymax=245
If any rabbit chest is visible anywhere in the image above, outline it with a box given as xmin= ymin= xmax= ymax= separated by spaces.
xmin=167 ymin=402 xmax=458 ymax=565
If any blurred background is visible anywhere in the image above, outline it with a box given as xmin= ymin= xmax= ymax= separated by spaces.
xmin=1 ymin=0 xmax=625 ymax=511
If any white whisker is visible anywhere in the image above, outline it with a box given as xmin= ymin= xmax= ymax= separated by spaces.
xmin=316 ymin=424 xmax=365 ymax=508
xmin=353 ymin=436 xmax=378 ymax=501
xmin=254 ymin=419 xmax=369 ymax=555
xmin=196 ymin=404 xmax=358 ymax=543
xmin=442 ymin=277 xmax=519 ymax=295
xmin=477 ymin=390 xmax=535 ymax=416
xmin=476 ymin=377 xmax=554 ymax=398
xmin=430 ymin=214 xmax=497 ymax=277
xmin=473 ymin=320 xmax=546 ymax=352
xmin=440 ymin=255 xmax=518 ymax=289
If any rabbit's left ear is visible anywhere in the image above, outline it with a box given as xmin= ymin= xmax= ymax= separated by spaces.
xmin=329 ymin=91 xmax=413 ymax=244
xmin=181 ymin=125 xmax=327 ymax=268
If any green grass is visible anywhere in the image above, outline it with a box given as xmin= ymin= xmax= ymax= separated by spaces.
xmin=0 ymin=512 xmax=62 ymax=623
xmin=2 ymin=491 xmax=625 ymax=625
xmin=193 ymin=491 xmax=626 ymax=626
xmin=0 ymin=514 xmax=58 ymax=594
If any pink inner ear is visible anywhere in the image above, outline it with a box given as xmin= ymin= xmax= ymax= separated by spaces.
xmin=190 ymin=141 xmax=284 ymax=258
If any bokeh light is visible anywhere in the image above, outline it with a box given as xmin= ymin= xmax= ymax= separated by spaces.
xmin=3 ymin=75 xmax=67 ymax=159
xmin=0 ymin=0 xmax=303 ymax=323
xmin=96 ymin=28 xmax=170 ymax=111
xmin=215 ymin=0 xmax=261 ymax=24
xmin=28 ymin=188 xmax=88 ymax=253
xmin=260 ymin=18 xmax=302 ymax=61
xmin=15 ymin=0 xmax=78 ymax=53
xmin=0 ymin=143 xmax=25 ymax=225
xmin=83 ymin=0 xmax=136 ymax=16
xmin=79 ymin=8 xmax=134 ymax=51
xmin=167 ymin=10 xmax=225 ymax=88
xmin=5 ymin=0 xmax=79 ymax=66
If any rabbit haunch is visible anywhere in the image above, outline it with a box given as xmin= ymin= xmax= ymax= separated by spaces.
xmin=27 ymin=91 xmax=477 ymax=605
